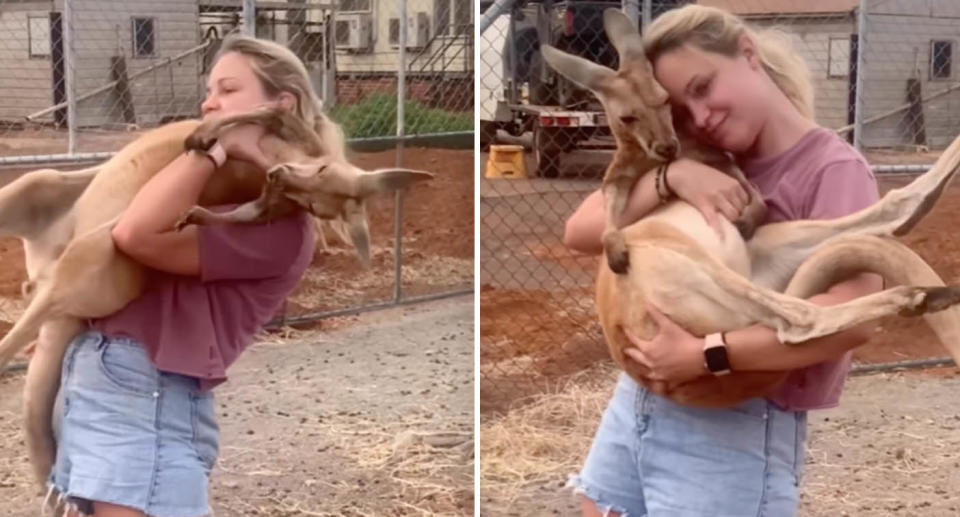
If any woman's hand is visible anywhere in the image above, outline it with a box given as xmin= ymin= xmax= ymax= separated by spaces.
xmin=216 ymin=122 xmax=270 ymax=170
xmin=667 ymin=158 xmax=750 ymax=236
xmin=623 ymin=305 xmax=708 ymax=385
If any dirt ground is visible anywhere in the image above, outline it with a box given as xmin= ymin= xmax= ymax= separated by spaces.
xmin=479 ymin=365 xmax=960 ymax=517
xmin=0 ymin=296 xmax=474 ymax=516
xmin=480 ymin=173 xmax=960 ymax=411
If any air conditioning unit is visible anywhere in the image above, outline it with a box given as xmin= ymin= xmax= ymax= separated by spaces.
xmin=389 ymin=12 xmax=430 ymax=49
xmin=334 ymin=13 xmax=372 ymax=51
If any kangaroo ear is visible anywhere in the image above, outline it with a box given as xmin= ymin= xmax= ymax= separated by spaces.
xmin=603 ymin=8 xmax=645 ymax=64
xmin=357 ymin=168 xmax=434 ymax=197
xmin=541 ymin=44 xmax=615 ymax=93
xmin=343 ymin=200 xmax=371 ymax=268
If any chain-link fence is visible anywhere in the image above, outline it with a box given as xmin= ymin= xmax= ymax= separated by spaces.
xmin=479 ymin=0 xmax=960 ymax=412
xmin=0 ymin=0 xmax=474 ymax=338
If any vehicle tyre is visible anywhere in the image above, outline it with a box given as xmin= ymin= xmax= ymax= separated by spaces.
xmin=529 ymin=50 xmax=557 ymax=106
xmin=534 ymin=123 xmax=562 ymax=178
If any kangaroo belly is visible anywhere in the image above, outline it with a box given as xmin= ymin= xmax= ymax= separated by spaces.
xmin=595 ymin=202 xmax=778 ymax=407
xmin=628 ymin=202 xmax=751 ymax=276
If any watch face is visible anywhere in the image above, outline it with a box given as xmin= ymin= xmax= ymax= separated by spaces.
xmin=704 ymin=345 xmax=730 ymax=373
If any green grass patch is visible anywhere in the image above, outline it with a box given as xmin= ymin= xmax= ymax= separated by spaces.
xmin=329 ymin=95 xmax=472 ymax=139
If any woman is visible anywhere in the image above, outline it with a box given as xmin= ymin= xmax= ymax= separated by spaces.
xmin=47 ymin=35 xmax=343 ymax=517
xmin=563 ymin=5 xmax=882 ymax=517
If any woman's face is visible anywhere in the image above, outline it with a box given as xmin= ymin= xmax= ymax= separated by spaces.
xmin=652 ymin=39 xmax=768 ymax=154
xmin=201 ymin=51 xmax=274 ymax=120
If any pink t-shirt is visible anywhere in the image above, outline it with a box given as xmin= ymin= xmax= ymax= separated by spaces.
xmin=739 ymin=128 xmax=879 ymax=411
xmin=92 ymin=208 xmax=315 ymax=391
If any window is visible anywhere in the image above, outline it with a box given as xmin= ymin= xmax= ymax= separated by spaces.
xmin=132 ymin=17 xmax=155 ymax=57
xmin=931 ymin=40 xmax=952 ymax=80
xmin=827 ymin=36 xmax=849 ymax=78
xmin=338 ymin=0 xmax=371 ymax=12
xmin=434 ymin=0 xmax=471 ymax=37
xmin=388 ymin=17 xmax=399 ymax=45
xmin=28 ymin=15 xmax=51 ymax=58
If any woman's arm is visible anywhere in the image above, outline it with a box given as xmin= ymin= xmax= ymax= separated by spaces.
xmin=626 ymin=272 xmax=884 ymax=382
xmin=563 ymin=158 xmax=750 ymax=254
xmin=725 ymin=272 xmax=883 ymax=371
xmin=112 ymin=124 xmax=271 ymax=276
xmin=111 ymin=151 xmax=214 ymax=276
xmin=563 ymin=171 xmax=661 ymax=254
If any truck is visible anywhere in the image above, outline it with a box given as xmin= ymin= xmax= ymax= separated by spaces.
xmin=479 ymin=0 xmax=689 ymax=178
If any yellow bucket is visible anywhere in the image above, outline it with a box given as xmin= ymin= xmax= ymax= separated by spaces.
xmin=484 ymin=144 xmax=527 ymax=179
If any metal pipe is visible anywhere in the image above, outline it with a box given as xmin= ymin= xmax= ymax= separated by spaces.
xmin=642 ymin=0 xmax=652 ymax=31
xmin=872 ymin=164 xmax=930 ymax=174
xmin=0 ymin=152 xmax=113 ymax=167
xmin=850 ymin=357 xmax=955 ymax=376
xmin=263 ymin=289 xmax=474 ymax=328
xmin=623 ymin=0 xmax=639 ymax=25
xmin=853 ymin=0 xmax=868 ymax=150
xmin=0 ymin=132 xmax=474 ymax=168
xmin=64 ymin=0 xmax=77 ymax=154
xmin=243 ymin=0 xmax=257 ymax=35
xmin=394 ymin=0 xmax=408 ymax=303
xmin=835 ymin=80 xmax=960 ymax=136
xmin=4 ymin=290 xmax=474 ymax=373
xmin=479 ymin=0 xmax=516 ymax=36
xmin=507 ymin=2 xmax=517 ymax=105
xmin=27 ymin=41 xmax=212 ymax=121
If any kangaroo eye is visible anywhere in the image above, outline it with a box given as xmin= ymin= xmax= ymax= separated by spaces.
xmin=620 ymin=115 xmax=638 ymax=124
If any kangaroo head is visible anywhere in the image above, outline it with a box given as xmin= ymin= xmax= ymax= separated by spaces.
xmin=268 ymin=159 xmax=434 ymax=267
xmin=542 ymin=8 xmax=679 ymax=162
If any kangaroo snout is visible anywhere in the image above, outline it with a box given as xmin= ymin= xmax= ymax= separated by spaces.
xmin=654 ymin=140 xmax=679 ymax=160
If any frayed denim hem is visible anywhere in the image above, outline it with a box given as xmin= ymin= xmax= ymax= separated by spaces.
xmin=42 ymin=484 xmax=93 ymax=517
xmin=566 ymin=473 xmax=635 ymax=517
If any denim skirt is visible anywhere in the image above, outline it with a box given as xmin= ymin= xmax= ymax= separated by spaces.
xmin=47 ymin=331 xmax=219 ymax=517
xmin=569 ymin=372 xmax=808 ymax=517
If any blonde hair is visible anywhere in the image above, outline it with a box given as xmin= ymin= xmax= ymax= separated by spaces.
xmin=216 ymin=35 xmax=346 ymax=160
xmin=643 ymin=4 xmax=814 ymax=119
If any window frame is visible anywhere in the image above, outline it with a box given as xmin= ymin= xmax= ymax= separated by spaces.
xmin=131 ymin=16 xmax=157 ymax=58
xmin=826 ymin=36 xmax=849 ymax=79
xmin=434 ymin=0 xmax=472 ymax=38
xmin=28 ymin=14 xmax=51 ymax=59
xmin=930 ymin=39 xmax=953 ymax=81
xmin=338 ymin=0 xmax=372 ymax=13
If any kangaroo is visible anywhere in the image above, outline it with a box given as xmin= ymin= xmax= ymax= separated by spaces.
xmin=543 ymin=9 xmax=960 ymax=407
xmin=0 ymin=107 xmax=428 ymax=489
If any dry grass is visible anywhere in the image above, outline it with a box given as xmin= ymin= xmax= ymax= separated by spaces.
xmin=480 ymin=363 xmax=617 ymax=514
xmin=289 ymin=247 xmax=472 ymax=310
xmin=480 ymin=366 xmax=960 ymax=516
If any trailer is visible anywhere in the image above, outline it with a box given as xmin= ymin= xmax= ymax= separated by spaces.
xmin=479 ymin=0 xmax=687 ymax=177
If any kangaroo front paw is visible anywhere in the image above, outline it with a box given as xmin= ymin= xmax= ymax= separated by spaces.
xmin=603 ymin=231 xmax=630 ymax=274
xmin=174 ymin=206 xmax=204 ymax=231
xmin=734 ymin=198 xmax=767 ymax=240
xmin=184 ymin=128 xmax=217 ymax=152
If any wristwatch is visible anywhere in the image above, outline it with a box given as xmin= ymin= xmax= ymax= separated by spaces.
xmin=703 ymin=332 xmax=732 ymax=376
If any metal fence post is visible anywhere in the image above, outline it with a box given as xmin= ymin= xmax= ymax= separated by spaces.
xmin=242 ymin=0 xmax=257 ymax=36
xmin=393 ymin=0 xmax=407 ymax=303
xmin=623 ymin=0 xmax=639 ymax=25
xmin=853 ymin=0 xmax=868 ymax=150
xmin=479 ymin=0 xmax=516 ymax=36
xmin=63 ymin=0 xmax=77 ymax=155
